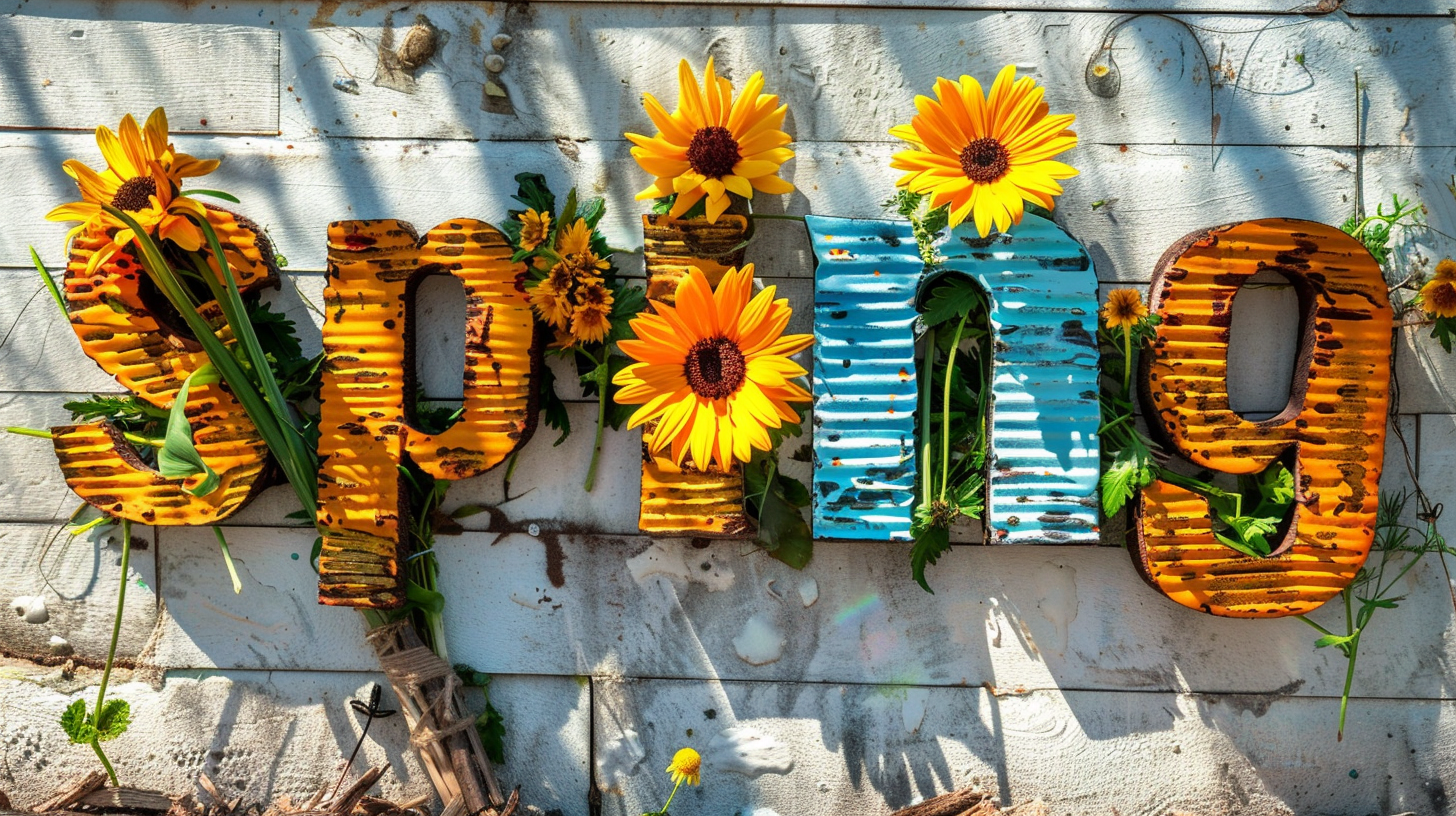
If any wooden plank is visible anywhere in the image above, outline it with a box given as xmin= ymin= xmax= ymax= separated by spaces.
xmin=0 ymin=16 xmax=279 ymax=134
xmin=282 ymin=4 xmax=1451 ymax=147
xmin=4 ymin=135 xmax=1386 ymax=284
xmin=0 ymin=522 xmax=158 ymax=663
xmin=545 ymin=0 xmax=1450 ymax=12
xmin=432 ymin=417 xmax=1432 ymax=692
xmin=149 ymin=526 xmax=378 ymax=671
xmin=595 ymin=678 xmax=1456 ymax=816
xmin=0 ymin=669 xmax=437 ymax=812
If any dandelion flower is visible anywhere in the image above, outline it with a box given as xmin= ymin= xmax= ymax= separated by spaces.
xmin=666 ymin=747 xmax=702 ymax=786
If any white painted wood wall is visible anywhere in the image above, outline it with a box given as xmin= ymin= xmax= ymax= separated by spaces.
xmin=3 ymin=1 xmax=1456 ymax=814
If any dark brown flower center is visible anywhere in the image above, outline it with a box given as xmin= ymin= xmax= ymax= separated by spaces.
xmin=684 ymin=336 xmax=746 ymax=400
xmin=110 ymin=176 xmax=158 ymax=212
xmin=959 ymin=137 xmax=1010 ymax=184
xmin=686 ymin=126 xmax=742 ymax=180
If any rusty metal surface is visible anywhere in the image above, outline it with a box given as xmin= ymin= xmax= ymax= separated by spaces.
xmin=637 ymin=214 xmax=753 ymax=538
xmin=936 ymin=214 xmax=1101 ymax=544
xmin=1136 ymin=218 xmax=1392 ymax=618
xmin=49 ymin=209 xmax=277 ymax=525
xmin=805 ymin=216 xmax=922 ymax=540
xmin=317 ymin=218 xmax=539 ymax=608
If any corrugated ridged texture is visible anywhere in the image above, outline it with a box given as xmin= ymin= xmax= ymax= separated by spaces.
xmin=318 ymin=219 xmax=540 ymax=608
xmin=806 ymin=216 xmax=922 ymax=540
xmin=1136 ymin=218 xmax=1391 ymax=618
xmin=937 ymin=215 xmax=1101 ymax=544
xmin=637 ymin=214 xmax=753 ymax=538
xmin=50 ymin=210 xmax=278 ymax=525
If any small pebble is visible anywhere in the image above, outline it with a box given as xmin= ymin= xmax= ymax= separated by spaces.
xmin=491 ymin=33 xmax=512 ymax=50
xmin=1349 ymin=769 xmax=1359 ymax=779
xmin=484 ymin=54 xmax=506 ymax=73
xmin=528 ymin=523 xmax=541 ymax=537
xmin=48 ymin=636 xmax=72 ymax=655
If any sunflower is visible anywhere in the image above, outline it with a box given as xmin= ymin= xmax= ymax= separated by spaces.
xmin=890 ymin=65 xmax=1078 ymax=238
xmin=666 ymin=747 xmax=702 ymax=787
xmin=570 ymin=281 xmax=614 ymax=344
xmin=1102 ymin=288 xmax=1148 ymax=330
xmin=613 ymin=264 xmax=812 ymax=471
xmin=626 ymin=58 xmax=795 ymax=223
xmin=526 ymin=219 xmax=615 ymax=345
xmin=46 ymin=108 xmax=219 ymax=270
xmin=518 ymin=208 xmax=551 ymax=251
xmin=1421 ymin=261 xmax=1456 ymax=318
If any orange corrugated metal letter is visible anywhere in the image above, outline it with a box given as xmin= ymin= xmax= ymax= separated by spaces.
xmin=1135 ymin=218 xmax=1392 ymax=617
xmin=318 ymin=219 xmax=541 ymax=608
xmin=49 ymin=210 xmax=279 ymax=525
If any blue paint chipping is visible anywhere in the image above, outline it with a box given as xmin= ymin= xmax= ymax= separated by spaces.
xmin=938 ymin=215 xmax=1101 ymax=544
xmin=806 ymin=213 xmax=1101 ymax=544
xmin=807 ymin=216 xmax=923 ymax=541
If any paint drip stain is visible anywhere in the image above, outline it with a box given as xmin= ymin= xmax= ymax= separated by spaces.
xmin=732 ymin=613 xmax=786 ymax=666
xmin=706 ymin=726 xmax=794 ymax=777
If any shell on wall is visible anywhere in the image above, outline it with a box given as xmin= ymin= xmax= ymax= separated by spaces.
xmin=935 ymin=215 xmax=1101 ymax=544
xmin=1136 ymin=218 xmax=1392 ymax=618
xmin=317 ymin=218 xmax=539 ymax=608
xmin=806 ymin=216 xmax=923 ymax=541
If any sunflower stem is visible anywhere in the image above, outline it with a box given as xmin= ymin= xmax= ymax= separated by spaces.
xmin=90 ymin=518 xmax=129 ymax=787
xmin=6 ymin=426 xmax=54 ymax=439
xmin=919 ymin=327 xmax=936 ymax=513
xmin=658 ymin=778 xmax=685 ymax=815
xmin=584 ymin=349 xmax=608 ymax=492
xmin=940 ymin=313 xmax=969 ymax=504
xmin=1121 ymin=325 xmax=1133 ymax=397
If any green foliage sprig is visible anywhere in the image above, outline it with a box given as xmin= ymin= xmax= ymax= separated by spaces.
xmin=504 ymin=173 xmax=642 ymax=491
xmin=744 ymin=416 xmax=814 ymax=570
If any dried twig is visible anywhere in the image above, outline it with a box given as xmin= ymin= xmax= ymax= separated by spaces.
xmin=34 ymin=771 xmax=107 ymax=813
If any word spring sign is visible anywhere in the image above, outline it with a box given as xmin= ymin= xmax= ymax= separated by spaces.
xmin=48 ymin=212 xmax=1390 ymax=618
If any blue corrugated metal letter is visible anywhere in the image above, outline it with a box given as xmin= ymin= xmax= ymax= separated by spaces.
xmin=807 ymin=214 xmax=1101 ymax=544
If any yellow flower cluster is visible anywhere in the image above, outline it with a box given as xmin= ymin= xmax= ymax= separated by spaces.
xmin=1420 ymin=258 xmax=1456 ymax=319
xmin=526 ymin=216 xmax=615 ymax=345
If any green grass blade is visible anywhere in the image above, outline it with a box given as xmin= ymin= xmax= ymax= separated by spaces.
xmin=29 ymin=246 xmax=67 ymax=319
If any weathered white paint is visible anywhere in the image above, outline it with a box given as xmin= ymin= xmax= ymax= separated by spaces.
xmin=2 ymin=1 xmax=1455 ymax=814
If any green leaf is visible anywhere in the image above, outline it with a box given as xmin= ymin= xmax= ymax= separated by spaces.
xmin=1099 ymin=444 xmax=1154 ymax=516
xmin=156 ymin=367 xmax=221 ymax=497
xmin=560 ymin=188 xmax=580 ymax=228
xmin=450 ymin=504 xmax=491 ymax=519
xmin=909 ymin=519 xmax=951 ymax=594
xmin=63 ymin=394 xmax=170 ymax=434
xmin=509 ymin=172 xmax=557 ymax=217
xmin=476 ymin=699 xmax=507 ymax=764
xmin=94 ymin=699 xmax=131 ymax=741
xmin=60 ymin=699 xmax=96 ymax=744
xmin=184 ymin=189 xmax=241 ymax=203
xmin=578 ymin=197 xmax=607 ymax=229
xmin=920 ymin=277 xmax=983 ymax=328
xmin=1314 ymin=632 xmax=1359 ymax=649
xmin=404 ymin=580 xmax=445 ymax=616
xmin=539 ymin=365 xmax=571 ymax=444
xmin=1255 ymin=462 xmax=1295 ymax=506
xmin=607 ymin=286 xmax=647 ymax=345
xmin=744 ymin=453 xmax=814 ymax=569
